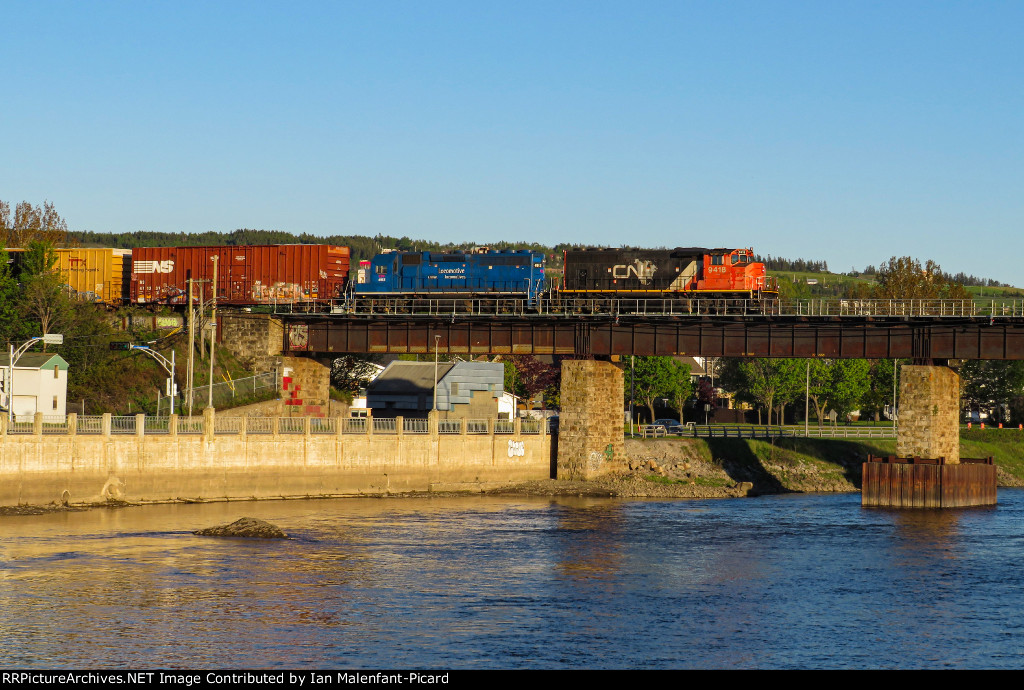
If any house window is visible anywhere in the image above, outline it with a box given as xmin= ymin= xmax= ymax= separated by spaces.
xmin=450 ymin=382 xmax=459 ymax=396
xmin=54 ymin=365 xmax=59 ymax=379
xmin=52 ymin=396 xmax=58 ymax=410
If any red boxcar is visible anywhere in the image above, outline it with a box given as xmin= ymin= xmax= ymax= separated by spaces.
xmin=130 ymin=245 xmax=350 ymax=305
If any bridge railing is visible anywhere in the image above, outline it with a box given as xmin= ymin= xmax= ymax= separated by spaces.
xmin=277 ymin=295 xmax=1024 ymax=318
xmin=0 ymin=412 xmax=547 ymax=438
xmin=632 ymin=424 xmax=898 ymax=439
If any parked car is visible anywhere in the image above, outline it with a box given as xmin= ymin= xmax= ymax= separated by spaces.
xmin=652 ymin=418 xmax=683 ymax=434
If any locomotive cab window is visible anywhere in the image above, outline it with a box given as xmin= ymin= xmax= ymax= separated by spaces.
xmin=712 ymin=255 xmax=725 ymax=266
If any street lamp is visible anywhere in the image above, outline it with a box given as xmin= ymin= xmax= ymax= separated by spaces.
xmin=7 ymin=334 xmax=63 ymax=423
xmin=109 ymin=342 xmax=177 ymax=414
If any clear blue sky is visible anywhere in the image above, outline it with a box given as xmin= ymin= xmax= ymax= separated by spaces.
xmin=3 ymin=1 xmax=1021 ymax=284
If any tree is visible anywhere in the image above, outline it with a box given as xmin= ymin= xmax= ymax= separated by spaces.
xmin=806 ymin=360 xmax=832 ymax=426
xmin=960 ymin=361 xmax=1024 ymax=423
xmin=627 ymin=356 xmax=692 ymax=423
xmin=872 ymin=256 xmax=970 ymax=300
xmin=330 ymin=355 xmax=385 ymax=398
xmin=0 ymin=246 xmax=21 ymax=347
xmin=860 ymin=359 xmax=900 ymax=422
xmin=0 ymin=200 xmax=70 ymax=248
xmin=17 ymin=240 xmax=71 ymax=342
xmin=506 ymin=355 xmax=559 ymax=410
xmin=827 ymin=359 xmax=871 ymax=422
xmin=670 ymin=363 xmax=695 ymax=422
xmin=734 ymin=358 xmax=804 ymax=425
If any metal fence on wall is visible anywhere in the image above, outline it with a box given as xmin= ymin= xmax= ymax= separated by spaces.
xmin=2 ymin=414 xmax=545 ymax=436
xmin=183 ymin=371 xmax=279 ymax=412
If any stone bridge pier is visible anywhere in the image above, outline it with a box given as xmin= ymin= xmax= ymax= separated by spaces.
xmin=556 ymin=359 xmax=626 ymax=479
xmin=863 ymin=363 xmax=996 ymax=508
xmin=219 ymin=313 xmax=334 ymax=415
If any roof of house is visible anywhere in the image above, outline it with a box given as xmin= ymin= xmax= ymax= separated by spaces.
xmin=0 ymin=353 xmax=68 ymax=370
xmin=675 ymin=356 xmax=705 ymax=376
xmin=368 ymin=361 xmax=455 ymax=395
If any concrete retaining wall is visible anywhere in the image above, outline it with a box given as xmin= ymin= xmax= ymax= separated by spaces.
xmin=0 ymin=415 xmax=550 ymax=506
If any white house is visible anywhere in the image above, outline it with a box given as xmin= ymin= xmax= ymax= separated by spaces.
xmin=0 ymin=352 xmax=69 ymax=418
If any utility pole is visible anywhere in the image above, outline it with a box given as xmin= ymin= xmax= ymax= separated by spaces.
xmin=208 ymin=255 xmax=218 ymax=410
xmin=433 ymin=335 xmax=441 ymax=413
xmin=805 ymin=360 xmax=810 ymax=436
xmin=893 ymin=359 xmax=898 ymax=434
xmin=198 ymin=282 xmax=205 ymax=360
xmin=187 ymin=278 xmax=195 ymax=416
xmin=630 ymin=355 xmax=635 ymax=435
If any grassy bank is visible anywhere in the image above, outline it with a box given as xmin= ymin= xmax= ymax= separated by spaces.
xmin=622 ymin=431 xmax=1024 ymax=496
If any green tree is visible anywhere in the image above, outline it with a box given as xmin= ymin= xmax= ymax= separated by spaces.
xmin=0 ymin=246 xmax=21 ymax=347
xmin=670 ymin=362 xmax=695 ymax=422
xmin=734 ymin=358 xmax=804 ymax=425
xmin=960 ymin=361 xmax=1024 ymax=424
xmin=806 ymin=360 xmax=832 ymax=426
xmin=872 ymin=256 xmax=970 ymax=299
xmin=827 ymin=359 xmax=871 ymax=422
xmin=330 ymin=355 xmax=385 ymax=398
xmin=860 ymin=359 xmax=900 ymax=423
xmin=627 ymin=356 xmax=693 ymax=423
xmin=18 ymin=240 xmax=71 ymax=342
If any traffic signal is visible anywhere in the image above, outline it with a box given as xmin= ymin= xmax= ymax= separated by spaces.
xmin=109 ymin=342 xmax=132 ymax=351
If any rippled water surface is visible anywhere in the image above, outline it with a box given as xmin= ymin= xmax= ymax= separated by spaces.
xmin=3 ymin=490 xmax=1024 ymax=669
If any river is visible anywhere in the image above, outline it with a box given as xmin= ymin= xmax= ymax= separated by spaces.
xmin=3 ymin=490 xmax=1024 ymax=669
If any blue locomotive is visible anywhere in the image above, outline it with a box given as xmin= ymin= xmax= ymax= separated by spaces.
xmin=356 ymin=248 xmax=546 ymax=304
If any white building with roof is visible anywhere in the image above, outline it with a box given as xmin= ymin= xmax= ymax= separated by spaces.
xmin=0 ymin=352 xmax=69 ymax=418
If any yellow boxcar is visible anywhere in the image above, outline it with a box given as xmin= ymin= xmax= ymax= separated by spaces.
xmin=57 ymin=248 xmax=131 ymax=304
xmin=7 ymin=247 xmax=131 ymax=305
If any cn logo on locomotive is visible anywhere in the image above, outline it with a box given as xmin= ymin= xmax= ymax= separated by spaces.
xmin=611 ymin=259 xmax=656 ymax=284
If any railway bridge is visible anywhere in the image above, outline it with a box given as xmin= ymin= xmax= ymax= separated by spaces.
xmin=229 ymin=297 xmax=1024 ymax=507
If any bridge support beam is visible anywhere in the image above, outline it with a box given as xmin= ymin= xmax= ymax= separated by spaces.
xmin=556 ymin=360 xmax=626 ymax=479
xmin=280 ymin=356 xmax=331 ymax=416
xmin=863 ymin=364 xmax=996 ymax=507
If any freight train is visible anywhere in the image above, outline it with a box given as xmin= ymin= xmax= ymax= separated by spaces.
xmin=4 ymin=243 xmax=777 ymax=309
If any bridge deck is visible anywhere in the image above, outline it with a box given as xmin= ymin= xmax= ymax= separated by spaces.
xmin=280 ymin=312 xmax=1024 ymax=359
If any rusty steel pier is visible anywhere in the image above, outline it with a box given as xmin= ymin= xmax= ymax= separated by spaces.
xmin=862 ymin=456 xmax=997 ymax=508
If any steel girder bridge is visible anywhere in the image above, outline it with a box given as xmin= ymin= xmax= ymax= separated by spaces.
xmin=276 ymin=298 xmax=1024 ymax=360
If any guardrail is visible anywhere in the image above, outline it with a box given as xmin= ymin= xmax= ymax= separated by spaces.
xmin=634 ymin=424 xmax=899 ymax=439
xmin=0 ymin=413 xmax=545 ymax=437
xmin=274 ymin=296 xmax=1024 ymax=319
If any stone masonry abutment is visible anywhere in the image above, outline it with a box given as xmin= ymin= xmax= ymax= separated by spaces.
xmin=557 ymin=359 xmax=626 ymax=479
